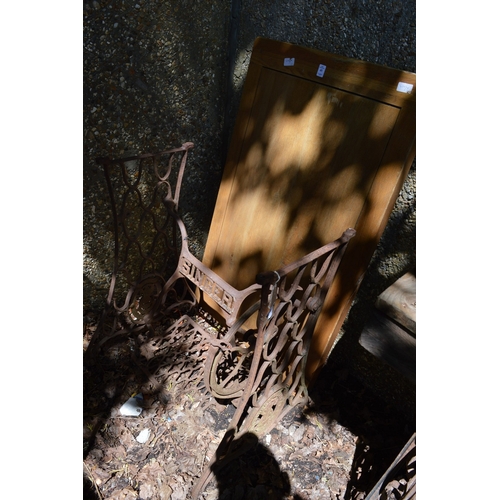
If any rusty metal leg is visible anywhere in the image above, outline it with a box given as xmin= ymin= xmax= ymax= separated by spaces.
xmin=92 ymin=146 xmax=357 ymax=500
xmin=191 ymin=229 xmax=356 ymax=499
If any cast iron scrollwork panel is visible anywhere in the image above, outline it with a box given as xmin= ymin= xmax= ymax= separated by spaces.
xmin=192 ymin=228 xmax=356 ymax=498
xmin=85 ymin=143 xmax=355 ymax=500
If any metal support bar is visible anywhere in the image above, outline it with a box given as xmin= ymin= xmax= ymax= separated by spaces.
xmin=86 ymin=143 xmax=356 ymax=499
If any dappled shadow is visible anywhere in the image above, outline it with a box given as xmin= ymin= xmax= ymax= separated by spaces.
xmin=203 ymin=40 xmax=416 ymax=384
xmin=305 ymin=350 xmax=415 ymax=498
xmin=207 ymin=74 xmax=402 ymax=278
xmin=302 ymin=258 xmax=416 ymax=498
xmin=83 ymin=321 xmax=178 ymax=459
xmin=83 ymin=0 xmax=234 ymax=313
xmin=202 ymin=354 xmax=415 ymax=499
xmin=210 ymin=431 xmax=306 ymax=500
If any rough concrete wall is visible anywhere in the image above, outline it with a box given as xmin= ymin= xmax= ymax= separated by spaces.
xmin=84 ymin=0 xmax=416 ymax=412
xmin=84 ymin=0 xmax=232 ymax=310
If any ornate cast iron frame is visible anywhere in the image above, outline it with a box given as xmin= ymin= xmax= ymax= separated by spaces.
xmin=87 ymin=143 xmax=356 ymax=498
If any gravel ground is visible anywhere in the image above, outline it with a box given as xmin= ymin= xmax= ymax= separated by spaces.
xmin=84 ymin=315 xmax=414 ymax=500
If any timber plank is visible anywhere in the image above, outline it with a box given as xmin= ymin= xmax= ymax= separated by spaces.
xmin=376 ymin=272 xmax=416 ymax=335
xmin=203 ymin=38 xmax=416 ymax=383
xmin=250 ymin=37 xmax=416 ymax=108
xmin=359 ymin=309 xmax=416 ymax=383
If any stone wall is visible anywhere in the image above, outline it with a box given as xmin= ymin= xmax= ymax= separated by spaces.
xmin=84 ymin=0 xmax=231 ymax=309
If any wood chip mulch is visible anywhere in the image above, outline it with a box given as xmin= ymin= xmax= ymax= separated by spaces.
xmin=84 ymin=314 xmax=415 ymax=500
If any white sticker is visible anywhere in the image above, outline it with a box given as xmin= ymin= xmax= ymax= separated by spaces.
xmin=284 ymin=57 xmax=295 ymax=67
xmin=316 ymin=64 xmax=327 ymax=78
xmin=397 ymin=82 xmax=413 ymax=94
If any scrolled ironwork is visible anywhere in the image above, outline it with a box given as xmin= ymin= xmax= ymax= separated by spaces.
xmin=85 ymin=143 xmax=356 ymax=500
xmin=192 ymin=228 xmax=356 ymax=498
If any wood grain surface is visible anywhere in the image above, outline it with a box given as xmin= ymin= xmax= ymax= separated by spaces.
xmin=203 ymin=38 xmax=416 ymax=382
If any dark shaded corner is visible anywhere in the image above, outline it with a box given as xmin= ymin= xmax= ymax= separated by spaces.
xmin=307 ymin=327 xmax=415 ymax=499
xmin=211 ymin=431 xmax=293 ymax=500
